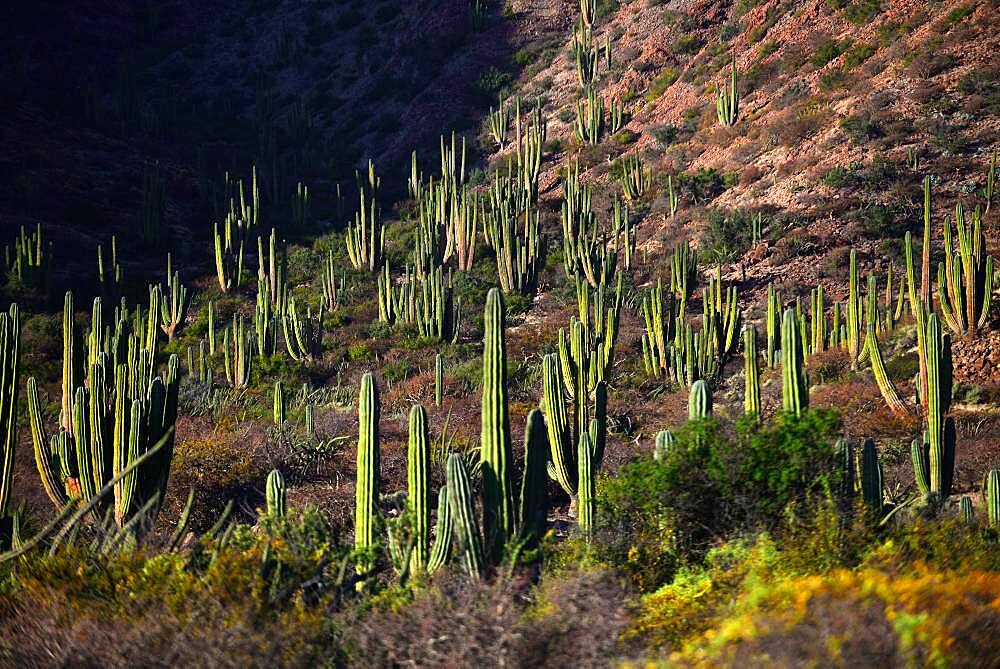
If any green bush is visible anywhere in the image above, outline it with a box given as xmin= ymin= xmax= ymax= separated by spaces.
xmin=844 ymin=42 xmax=876 ymax=69
xmin=700 ymin=208 xmax=757 ymax=261
xmin=645 ymin=68 xmax=679 ymax=101
xmin=810 ymin=38 xmax=851 ymax=68
xmin=839 ymin=111 xmax=882 ymax=145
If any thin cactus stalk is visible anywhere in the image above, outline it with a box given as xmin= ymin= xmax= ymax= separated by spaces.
xmin=864 ymin=274 xmax=911 ymax=419
xmin=266 ymin=469 xmax=286 ymax=519
xmin=480 ymin=289 xmax=514 ymax=562
xmin=0 ymin=306 xmax=20 ymax=527
xmin=744 ymin=325 xmax=761 ymax=418
xmin=434 ymin=353 xmax=444 ymax=407
xmin=407 ymin=404 xmax=430 ymax=573
xmin=618 ymin=154 xmax=648 ymax=200
xmin=354 ymin=372 xmax=380 ymax=580
xmin=577 ymin=430 xmax=595 ymax=534
xmin=345 ymin=168 xmax=385 ymax=272
xmin=960 ymin=495 xmax=975 ymax=524
xmin=427 ymin=485 xmax=453 ymax=573
xmin=273 ymin=381 xmax=285 ymax=426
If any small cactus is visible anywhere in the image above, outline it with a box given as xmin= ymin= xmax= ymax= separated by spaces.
xmin=266 ymin=469 xmax=286 ymax=519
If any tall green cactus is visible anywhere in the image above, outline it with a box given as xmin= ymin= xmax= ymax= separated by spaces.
xmin=480 ymin=289 xmax=514 ymax=562
xmin=355 ymin=373 xmax=380 ymax=580
xmin=273 ymin=380 xmax=285 ymax=426
xmin=985 ymin=469 xmax=1000 ymax=527
xmin=654 ymin=430 xmax=675 ymax=461
xmin=346 ymin=165 xmax=385 ymax=272
xmin=911 ymin=313 xmax=955 ymax=501
xmin=860 ymin=439 xmax=883 ymax=516
xmin=434 ymin=353 xmax=444 ymax=407
xmin=446 ymin=453 xmax=483 ymax=578
xmin=577 ymin=430 xmax=595 ymax=534
xmin=266 ymin=469 xmax=286 ymax=519
xmin=864 ymin=274 xmax=910 ymax=419
xmin=716 ymin=55 xmax=739 ymax=127
xmin=781 ymin=308 xmax=808 ymax=416
xmin=407 ymin=404 xmax=430 ymax=573
xmin=743 ymin=325 xmax=760 ymax=418
xmin=427 ymin=485 xmax=453 ymax=574
xmin=0 ymin=305 xmax=20 ymax=546
xmin=518 ymin=409 xmax=549 ymax=547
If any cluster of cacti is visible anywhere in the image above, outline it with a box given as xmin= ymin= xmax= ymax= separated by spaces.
xmin=26 ymin=293 xmax=180 ymax=534
xmin=213 ymin=175 xmax=258 ymax=292
xmin=97 ymin=235 xmax=122 ymax=302
xmin=670 ymin=241 xmax=698 ymax=308
xmin=258 ymin=228 xmax=288 ymax=316
xmin=223 ymin=314 xmax=253 ymax=388
xmin=321 ymin=250 xmax=345 ymax=313
xmin=575 ymin=87 xmax=604 ymax=145
xmin=715 ymin=55 xmax=739 ymax=127
xmin=487 ymin=94 xmax=509 ymax=148
xmin=377 ymin=263 xmax=462 ymax=342
xmin=640 ymin=278 xmax=677 ymax=379
xmin=254 ymin=284 xmax=279 ymax=360
xmin=345 ymin=161 xmax=385 ymax=272
xmin=157 ymin=261 xmax=189 ymax=341
xmin=572 ymin=21 xmax=601 ymax=88
xmin=617 ymin=154 xmax=648 ymax=200
xmin=484 ymin=190 xmax=544 ymax=295
xmin=282 ymin=295 xmax=324 ymax=361
xmin=937 ymin=203 xmax=994 ymax=336
xmin=560 ymin=161 xmax=623 ymax=288
xmin=291 ymin=181 xmax=309 ymax=231
xmin=703 ymin=264 xmax=741 ymax=362
xmin=4 ymin=224 xmax=50 ymax=294
xmin=0 ymin=306 xmax=20 ymax=550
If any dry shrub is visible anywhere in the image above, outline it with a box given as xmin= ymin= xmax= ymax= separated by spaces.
xmin=349 ymin=569 xmax=627 ymax=668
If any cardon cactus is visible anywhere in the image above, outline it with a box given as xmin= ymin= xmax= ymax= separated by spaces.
xmin=577 ymin=430 xmax=595 ymax=534
xmin=937 ymin=203 xmax=994 ymax=336
xmin=407 ymin=404 xmax=431 ymax=573
xmin=960 ymin=495 xmax=975 ymax=525
xmin=517 ymin=409 xmax=549 ymax=547
xmin=480 ymin=289 xmax=514 ymax=562
xmin=781 ymin=307 xmax=808 ymax=416
xmin=688 ymin=379 xmax=712 ymax=420
xmin=860 ymin=439 xmax=883 ymax=516
xmin=273 ymin=380 xmax=285 ymax=426
xmin=446 ymin=453 xmax=484 ymax=578
xmin=743 ymin=325 xmax=760 ymax=418
xmin=654 ymin=430 xmax=675 ymax=461
xmin=266 ymin=469 xmax=286 ymax=519
xmin=985 ymin=469 xmax=1000 ymax=528
xmin=0 ymin=306 xmax=20 ymax=547
xmin=354 ymin=373 xmax=380 ymax=580
xmin=716 ymin=54 xmax=739 ymax=127
xmin=434 ymin=353 xmax=444 ymax=407
xmin=911 ymin=313 xmax=955 ymax=501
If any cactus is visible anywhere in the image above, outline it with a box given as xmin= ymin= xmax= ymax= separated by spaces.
xmin=291 ymin=181 xmax=309 ymax=231
xmin=158 ymin=267 xmax=189 ymax=341
xmin=446 ymin=453 xmax=484 ymax=578
xmin=765 ymin=283 xmax=781 ymax=368
xmin=407 ymin=404 xmax=430 ymax=573
xmin=487 ymin=94 xmax=509 ymax=148
xmin=273 ymin=381 xmax=285 ymax=426
xmin=480 ymin=289 xmax=514 ymax=561
xmin=97 ymin=235 xmax=121 ymax=302
xmin=688 ymin=379 xmax=712 ymax=420
xmin=781 ymin=307 xmax=808 ymax=416
xmin=282 ymin=295 xmax=324 ymax=361
xmin=577 ymin=430 xmax=595 ymax=534
xmin=618 ymin=153 xmax=648 ymax=200
xmin=517 ymin=409 xmax=549 ymax=546
xmin=345 ymin=164 xmax=385 ymax=272
xmin=573 ymin=22 xmax=600 ymax=87
xmin=427 ymin=485 xmax=453 ymax=573
xmin=911 ymin=313 xmax=955 ymax=501
xmin=213 ymin=216 xmax=248 ymax=293
xmin=716 ymin=55 xmax=739 ymax=127
xmin=207 ymin=301 xmax=216 ymax=355
xmin=640 ymin=279 xmax=677 ymax=379
xmin=355 ymin=373 xmax=380 ymax=580
xmin=223 ymin=315 xmax=252 ymax=388
xmin=435 ymin=353 xmax=444 ymax=407
xmin=574 ymin=87 xmax=604 ymax=146
xmin=937 ymin=203 xmax=994 ymax=336
xmin=846 ymin=250 xmax=862 ymax=367
xmin=860 ymin=439 xmax=883 ymax=516
xmin=985 ymin=149 xmax=996 ymax=214
xmin=744 ymin=325 xmax=761 ymax=418
xmin=321 ymin=250 xmax=344 ymax=313
xmin=986 ymin=469 xmax=1000 ymax=527
xmin=0 ymin=305 xmax=20 ymax=546
xmin=653 ymin=430 xmax=674 ymax=462
xmin=864 ymin=274 xmax=910 ymax=419
xmin=266 ymin=469 xmax=286 ymax=519
xmin=960 ymin=495 xmax=974 ymax=524
xmin=486 ymin=195 xmax=544 ymax=295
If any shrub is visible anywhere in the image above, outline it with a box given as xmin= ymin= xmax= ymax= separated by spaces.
xmin=839 ymin=111 xmax=882 ymax=144
xmin=810 ymin=38 xmax=850 ymax=68
xmin=644 ymin=67 xmax=679 ymax=101
xmin=844 ymin=42 xmax=876 ymax=69
xmin=650 ymin=124 xmax=679 ymax=145
xmin=672 ymin=34 xmax=702 ymax=55
xmin=701 ymin=208 xmax=758 ymax=261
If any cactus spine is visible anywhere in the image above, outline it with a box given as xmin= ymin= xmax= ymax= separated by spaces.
xmin=407 ymin=404 xmax=430 ymax=573
xmin=266 ymin=469 xmax=286 ymax=519
xmin=480 ymin=289 xmax=514 ymax=562
xmin=354 ymin=373 xmax=380 ymax=580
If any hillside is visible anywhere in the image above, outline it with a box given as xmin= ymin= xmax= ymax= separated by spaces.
xmin=1 ymin=0 xmax=1000 ymax=666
